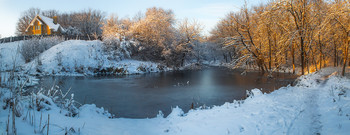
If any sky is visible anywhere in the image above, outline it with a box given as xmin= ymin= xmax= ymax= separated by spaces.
xmin=0 ymin=0 xmax=266 ymax=38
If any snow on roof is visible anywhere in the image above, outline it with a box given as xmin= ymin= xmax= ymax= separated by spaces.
xmin=38 ymin=15 xmax=61 ymax=31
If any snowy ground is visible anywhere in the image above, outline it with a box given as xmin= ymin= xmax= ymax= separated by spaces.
xmin=0 ymin=41 xmax=25 ymax=71
xmin=0 ymin=68 xmax=349 ymax=135
xmin=1 ymin=40 xmax=350 ymax=134
xmin=1 ymin=40 xmax=169 ymax=77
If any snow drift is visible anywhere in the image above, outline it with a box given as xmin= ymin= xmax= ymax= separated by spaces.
xmin=1 ymin=68 xmax=349 ymax=135
xmin=15 ymin=40 xmax=168 ymax=75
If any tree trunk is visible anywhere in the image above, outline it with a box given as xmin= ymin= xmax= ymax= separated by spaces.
xmin=319 ymin=36 xmax=323 ymax=70
xmin=342 ymin=36 xmax=349 ymax=76
xmin=292 ymin=43 xmax=295 ymax=74
xmin=268 ymin=31 xmax=272 ymax=70
xmin=307 ymin=56 xmax=310 ymax=74
xmin=334 ymin=38 xmax=338 ymax=67
xmin=229 ymin=52 xmax=232 ymax=62
xmin=301 ymin=36 xmax=305 ymax=75
xmin=181 ymin=53 xmax=185 ymax=67
xmin=258 ymin=58 xmax=265 ymax=73
xmin=342 ymin=47 xmax=348 ymax=76
xmin=313 ymin=53 xmax=318 ymax=71
xmin=223 ymin=53 xmax=227 ymax=63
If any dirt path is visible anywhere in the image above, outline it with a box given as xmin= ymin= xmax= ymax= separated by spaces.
xmin=306 ymin=88 xmax=323 ymax=135
xmin=302 ymin=76 xmax=330 ymax=135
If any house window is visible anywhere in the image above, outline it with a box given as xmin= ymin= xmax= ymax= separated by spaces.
xmin=35 ymin=25 xmax=40 ymax=30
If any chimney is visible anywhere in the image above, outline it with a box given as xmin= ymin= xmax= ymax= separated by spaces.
xmin=53 ymin=16 xmax=58 ymax=25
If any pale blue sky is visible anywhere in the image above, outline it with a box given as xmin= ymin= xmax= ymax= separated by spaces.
xmin=0 ymin=0 xmax=265 ymax=37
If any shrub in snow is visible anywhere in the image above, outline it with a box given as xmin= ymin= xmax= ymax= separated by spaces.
xmin=32 ymin=93 xmax=54 ymax=111
xmin=32 ymin=85 xmax=79 ymax=117
xmin=20 ymin=36 xmax=64 ymax=63
xmin=56 ymin=51 xmax=63 ymax=66
xmin=79 ymin=104 xmax=113 ymax=118
xmin=102 ymin=36 xmax=134 ymax=61
xmin=64 ymin=26 xmax=82 ymax=36
xmin=137 ymin=64 xmax=147 ymax=72
xmin=162 ymin=48 xmax=183 ymax=67
xmin=246 ymin=89 xmax=264 ymax=98
xmin=2 ymin=96 xmax=23 ymax=117
xmin=167 ymin=106 xmax=185 ymax=118
xmin=135 ymin=43 xmax=165 ymax=61
xmin=157 ymin=111 xmax=164 ymax=118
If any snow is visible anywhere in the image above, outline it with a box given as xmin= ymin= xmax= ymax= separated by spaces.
xmin=26 ymin=15 xmax=63 ymax=33
xmin=0 ymin=41 xmax=25 ymax=71
xmin=0 ymin=39 xmax=168 ymax=88
xmin=38 ymin=15 xmax=61 ymax=32
xmin=18 ymin=40 xmax=168 ymax=76
xmin=1 ymin=68 xmax=350 ymax=135
xmin=1 ymin=40 xmax=350 ymax=134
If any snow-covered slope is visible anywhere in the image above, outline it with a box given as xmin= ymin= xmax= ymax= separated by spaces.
xmin=21 ymin=40 xmax=167 ymax=75
xmin=0 ymin=41 xmax=25 ymax=71
xmin=1 ymin=68 xmax=349 ymax=135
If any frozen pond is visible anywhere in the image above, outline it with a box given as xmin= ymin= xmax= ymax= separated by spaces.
xmin=34 ymin=67 xmax=298 ymax=118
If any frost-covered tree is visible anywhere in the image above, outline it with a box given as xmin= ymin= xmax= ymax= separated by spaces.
xmin=64 ymin=26 xmax=82 ymax=36
xmin=42 ymin=9 xmax=59 ymax=18
xmin=323 ymin=0 xmax=350 ymax=76
xmin=102 ymin=14 xmax=133 ymax=40
xmin=101 ymin=14 xmax=136 ymax=61
xmin=77 ymin=9 xmax=105 ymax=36
xmin=131 ymin=7 xmax=176 ymax=61
xmin=102 ymin=14 xmax=120 ymax=38
xmin=16 ymin=8 xmax=41 ymax=36
xmin=210 ymin=0 xmax=350 ymax=75
xmin=55 ymin=9 xmax=105 ymax=36
xmin=16 ymin=8 xmax=59 ymax=36
xmin=174 ymin=18 xmax=203 ymax=65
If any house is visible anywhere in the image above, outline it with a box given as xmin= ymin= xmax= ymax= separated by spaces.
xmin=25 ymin=15 xmax=64 ymax=35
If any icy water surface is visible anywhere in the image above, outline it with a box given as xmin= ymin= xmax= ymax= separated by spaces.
xmin=34 ymin=67 xmax=298 ymax=118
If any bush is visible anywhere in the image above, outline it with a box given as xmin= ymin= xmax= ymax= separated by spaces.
xmin=102 ymin=36 xmax=134 ymax=61
xmin=20 ymin=36 xmax=64 ymax=63
xmin=32 ymin=85 xmax=79 ymax=117
xmin=64 ymin=26 xmax=82 ymax=36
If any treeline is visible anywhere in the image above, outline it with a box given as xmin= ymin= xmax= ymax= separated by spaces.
xmin=16 ymin=8 xmax=104 ymax=36
xmin=210 ymin=0 xmax=349 ymax=75
xmin=102 ymin=7 xmax=220 ymax=66
xmin=16 ymin=7 xmax=222 ymax=67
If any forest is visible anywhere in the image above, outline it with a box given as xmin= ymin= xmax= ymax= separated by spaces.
xmin=210 ymin=0 xmax=349 ymax=76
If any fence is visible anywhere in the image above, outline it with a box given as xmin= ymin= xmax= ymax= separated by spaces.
xmin=0 ymin=35 xmax=102 ymax=44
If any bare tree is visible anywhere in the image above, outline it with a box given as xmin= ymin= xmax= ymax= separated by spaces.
xmin=324 ymin=0 xmax=350 ymax=76
xmin=131 ymin=7 xmax=176 ymax=61
xmin=16 ymin=8 xmax=41 ymax=36
xmin=78 ymin=9 xmax=105 ymax=36
xmin=210 ymin=0 xmax=349 ymax=75
xmin=42 ymin=9 xmax=59 ymax=18
xmin=56 ymin=9 xmax=105 ymax=36
xmin=175 ymin=18 xmax=203 ymax=65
